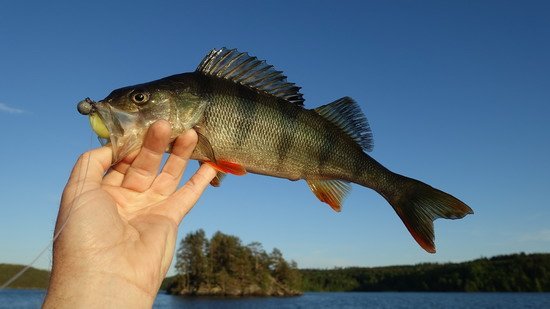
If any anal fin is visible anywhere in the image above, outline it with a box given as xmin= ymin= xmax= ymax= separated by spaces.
xmin=306 ymin=179 xmax=351 ymax=212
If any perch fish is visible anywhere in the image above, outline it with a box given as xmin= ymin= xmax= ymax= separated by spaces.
xmin=77 ymin=48 xmax=473 ymax=253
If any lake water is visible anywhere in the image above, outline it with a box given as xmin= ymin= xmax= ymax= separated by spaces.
xmin=0 ymin=289 xmax=549 ymax=308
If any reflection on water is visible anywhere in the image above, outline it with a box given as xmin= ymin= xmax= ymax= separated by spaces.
xmin=0 ymin=289 xmax=549 ymax=309
xmin=153 ymin=292 xmax=550 ymax=309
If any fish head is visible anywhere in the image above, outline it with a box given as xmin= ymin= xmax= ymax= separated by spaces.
xmin=78 ymin=74 xmax=206 ymax=164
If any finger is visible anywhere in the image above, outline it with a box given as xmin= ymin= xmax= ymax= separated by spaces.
xmin=163 ymin=163 xmax=216 ymax=224
xmin=62 ymin=146 xmax=112 ymax=207
xmin=67 ymin=146 xmax=112 ymax=186
xmin=150 ymin=129 xmax=198 ymax=196
xmin=102 ymin=149 xmax=139 ymax=186
xmin=121 ymin=121 xmax=172 ymax=192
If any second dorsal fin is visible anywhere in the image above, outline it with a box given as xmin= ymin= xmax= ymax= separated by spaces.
xmin=196 ymin=48 xmax=305 ymax=106
xmin=314 ymin=97 xmax=374 ymax=152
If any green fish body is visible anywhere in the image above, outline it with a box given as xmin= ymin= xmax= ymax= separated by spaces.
xmin=78 ymin=48 xmax=473 ymax=253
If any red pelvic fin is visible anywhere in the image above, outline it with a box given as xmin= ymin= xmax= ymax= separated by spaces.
xmin=306 ymin=179 xmax=351 ymax=212
xmin=199 ymin=160 xmax=228 ymax=186
xmin=205 ymin=160 xmax=247 ymax=176
xmin=210 ymin=172 xmax=226 ymax=187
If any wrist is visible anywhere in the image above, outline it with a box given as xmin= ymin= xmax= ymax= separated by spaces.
xmin=43 ymin=269 xmax=156 ymax=308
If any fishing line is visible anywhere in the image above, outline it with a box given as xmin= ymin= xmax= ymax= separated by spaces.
xmin=0 ymin=133 xmax=95 ymax=290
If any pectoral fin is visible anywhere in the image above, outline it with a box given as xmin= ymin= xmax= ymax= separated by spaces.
xmin=196 ymin=131 xmax=217 ymax=162
xmin=195 ymin=131 xmax=246 ymax=177
xmin=306 ymin=179 xmax=351 ymax=212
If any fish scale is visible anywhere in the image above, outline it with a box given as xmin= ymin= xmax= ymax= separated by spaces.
xmin=201 ymin=87 xmax=357 ymax=181
xmin=78 ymin=47 xmax=473 ymax=253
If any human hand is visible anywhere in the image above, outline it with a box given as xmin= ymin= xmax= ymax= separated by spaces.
xmin=43 ymin=120 xmax=216 ymax=308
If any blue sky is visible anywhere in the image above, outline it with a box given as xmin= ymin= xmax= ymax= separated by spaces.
xmin=1 ymin=0 xmax=549 ymax=274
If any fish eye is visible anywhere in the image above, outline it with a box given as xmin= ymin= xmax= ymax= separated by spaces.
xmin=131 ymin=91 xmax=149 ymax=104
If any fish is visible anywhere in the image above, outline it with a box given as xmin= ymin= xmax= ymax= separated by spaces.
xmin=77 ymin=48 xmax=473 ymax=253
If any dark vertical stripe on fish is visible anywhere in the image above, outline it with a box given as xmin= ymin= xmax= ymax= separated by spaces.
xmin=198 ymin=74 xmax=214 ymax=98
xmin=317 ymin=120 xmax=337 ymax=171
xmin=196 ymin=76 xmax=213 ymax=128
xmin=234 ymin=86 xmax=258 ymax=147
xmin=275 ymin=101 xmax=300 ymax=166
xmin=351 ymin=152 xmax=367 ymax=180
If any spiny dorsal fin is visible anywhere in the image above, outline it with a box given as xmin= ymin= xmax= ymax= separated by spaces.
xmin=314 ymin=97 xmax=374 ymax=152
xmin=196 ymin=48 xmax=305 ymax=106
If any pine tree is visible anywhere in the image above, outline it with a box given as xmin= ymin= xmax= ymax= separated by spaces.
xmin=175 ymin=229 xmax=209 ymax=294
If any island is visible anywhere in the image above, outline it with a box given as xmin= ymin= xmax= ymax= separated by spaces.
xmin=165 ymin=229 xmax=302 ymax=296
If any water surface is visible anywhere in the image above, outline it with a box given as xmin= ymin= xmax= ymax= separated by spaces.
xmin=1 ymin=289 xmax=549 ymax=308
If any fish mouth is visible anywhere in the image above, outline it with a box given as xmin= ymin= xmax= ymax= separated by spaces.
xmin=89 ymin=102 xmax=145 ymax=164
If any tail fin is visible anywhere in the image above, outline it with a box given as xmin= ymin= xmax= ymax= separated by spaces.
xmin=382 ymin=175 xmax=473 ymax=253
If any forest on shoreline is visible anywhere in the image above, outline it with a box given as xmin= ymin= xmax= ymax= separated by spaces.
xmin=2 ymin=246 xmax=548 ymax=293
xmin=300 ymin=253 xmax=550 ymax=292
